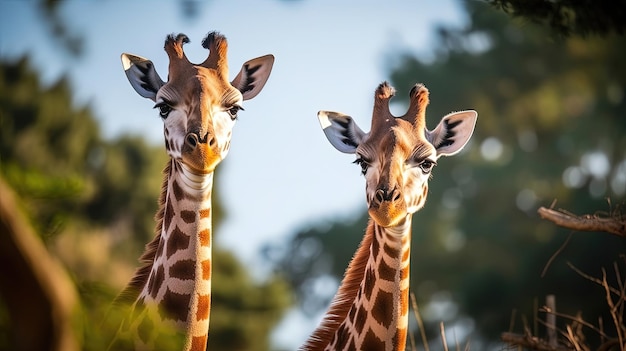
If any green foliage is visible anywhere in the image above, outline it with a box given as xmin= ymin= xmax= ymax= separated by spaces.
xmin=0 ymin=57 xmax=291 ymax=350
xmin=488 ymin=0 xmax=626 ymax=37
xmin=0 ymin=57 xmax=100 ymax=237
xmin=270 ymin=1 xmax=626 ymax=347
xmin=210 ymin=249 xmax=292 ymax=351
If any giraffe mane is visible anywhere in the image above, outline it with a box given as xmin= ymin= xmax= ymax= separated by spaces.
xmin=113 ymin=161 xmax=170 ymax=306
xmin=300 ymin=220 xmax=375 ymax=350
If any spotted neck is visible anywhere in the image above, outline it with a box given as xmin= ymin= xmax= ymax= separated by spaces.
xmin=126 ymin=159 xmax=214 ymax=351
xmin=301 ymin=218 xmax=412 ymax=351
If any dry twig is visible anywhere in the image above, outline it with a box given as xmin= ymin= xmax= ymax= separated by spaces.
xmin=501 ymin=332 xmax=573 ymax=351
xmin=411 ymin=293 xmax=430 ymax=351
xmin=537 ymin=207 xmax=625 ymax=237
xmin=440 ymin=322 xmax=449 ymax=351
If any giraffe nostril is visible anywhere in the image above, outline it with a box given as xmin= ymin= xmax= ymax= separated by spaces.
xmin=392 ymin=190 xmax=401 ymax=202
xmin=186 ymin=133 xmax=198 ymax=148
xmin=375 ymin=189 xmax=386 ymax=204
xmin=374 ymin=187 xmax=400 ymax=203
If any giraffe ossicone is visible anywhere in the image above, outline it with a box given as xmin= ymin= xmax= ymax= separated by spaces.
xmin=110 ymin=31 xmax=274 ymax=351
xmin=301 ymin=82 xmax=477 ymax=351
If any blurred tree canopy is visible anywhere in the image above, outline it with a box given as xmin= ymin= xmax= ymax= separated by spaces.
xmin=487 ymin=0 xmax=626 ymax=37
xmin=0 ymin=57 xmax=290 ymax=350
xmin=268 ymin=0 xmax=625 ymax=348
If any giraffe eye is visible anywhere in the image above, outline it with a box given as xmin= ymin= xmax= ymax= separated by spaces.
xmin=227 ymin=105 xmax=243 ymax=120
xmin=353 ymin=158 xmax=369 ymax=175
xmin=419 ymin=160 xmax=436 ymax=173
xmin=154 ymin=102 xmax=172 ymax=119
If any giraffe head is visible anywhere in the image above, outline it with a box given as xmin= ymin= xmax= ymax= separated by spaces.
xmin=319 ymin=82 xmax=477 ymax=227
xmin=121 ymin=32 xmax=274 ymax=173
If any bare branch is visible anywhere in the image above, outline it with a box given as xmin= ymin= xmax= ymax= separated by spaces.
xmin=501 ymin=332 xmax=574 ymax=351
xmin=538 ymin=306 xmax=610 ymax=339
xmin=546 ymin=295 xmax=558 ymax=347
xmin=537 ymin=207 xmax=626 ymax=237
xmin=410 ymin=293 xmax=430 ymax=351
xmin=440 ymin=322 xmax=449 ymax=351
xmin=567 ymin=262 xmax=625 ymax=301
xmin=542 ymin=233 xmax=573 ymax=277
xmin=601 ymin=269 xmax=625 ymax=349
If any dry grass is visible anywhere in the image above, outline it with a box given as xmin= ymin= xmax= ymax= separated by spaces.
xmin=409 ymin=292 xmax=471 ymax=351
xmin=408 ymin=201 xmax=626 ymax=351
xmin=501 ymin=201 xmax=626 ymax=351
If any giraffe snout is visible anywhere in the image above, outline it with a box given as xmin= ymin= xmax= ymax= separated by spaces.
xmin=369 ymin=185 xmax=407 ymax=227
xmin=185 ymin=132 xmax=215 ymax=150
xmin=374 ymin=186 xmax=401 ymax=205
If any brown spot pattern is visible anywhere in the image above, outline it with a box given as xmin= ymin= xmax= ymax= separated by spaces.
xmin=348 ymin=305 xmax=356 ymax=322
xmin=201 ymin=259 xmax=211 ymax=280
xmin=172 ymin=180 xmax=184 ymax=201
xmin=377 ymin=257 xmax=395 ymax=282
xmin=162 ymin=288 xmax=191 ymax=322
xmin=371 ymin=290 xmax=393 ymax=326
xmin=198 ymin=228 xmax=211 ymax=247
xmin=180 ymin=210 xmax=196 ymax=223
xmin=169 ymin=259 xmax=195 ymax=281
xmin=362 ymin=328 xmax=385 ymax=350
xmin=401 ymin=265 xmax=410 ymax=280
xmin=334 ymin=323 xmax=349 ymax=350
xmin=155 ymin=238 xmax=165 ymax=259
xmin=149 ymin=265 xmax=165 ymax=298
xmin=402 ymin=248 xmax=410 ymax=263
xmin=393 ymin=327 xmax=407 ymax=350
xmin=196 ymin=294 xmax=210 ymax=321
xmin=354 ymin=306 xmax=367 ymax=334
xmin=400 ymin=288 xmax=409 ymax=316
xmin=383 ymin=242 xmax=399 ymax=258
xmin=364 ymin=268 xmax=375 ymax=301
xmin=167 ymin=226 xmax=190 ymax=259
xmin=199 ymin=208 xmax=211 ymax=218
xmin=190 ymin=335 xmax=207 ymax=351
xmin=347 ymin=338 xmax=357 ymax=351
xmin=164 ymin=201 xmax=175 ymax=231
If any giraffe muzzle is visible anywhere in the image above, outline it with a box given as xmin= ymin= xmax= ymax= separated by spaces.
xmin=374 ymin=187 xmax=401 ymax=205
xmin=369 ymin=186 xmax=406 ymax=227
xmin=185 ymin=132 xmax=215 ymax=149
xmin=182 ymin=131 xmax=221 ymax=173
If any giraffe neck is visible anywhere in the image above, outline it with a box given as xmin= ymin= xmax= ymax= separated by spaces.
xmin=130 ymin=159 xmax=214 ymax=351
xmin=301 ymin=218 xmax=412 ymax=351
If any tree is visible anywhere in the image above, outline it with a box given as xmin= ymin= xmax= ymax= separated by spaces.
xmin=269 ymin=1 xmax=626 ymax=348
xmin=488 ymin=0 xmax=626 ymax=37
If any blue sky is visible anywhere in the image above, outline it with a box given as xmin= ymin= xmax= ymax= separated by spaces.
xmin=0 ymin=0 xmax=467 ymax=347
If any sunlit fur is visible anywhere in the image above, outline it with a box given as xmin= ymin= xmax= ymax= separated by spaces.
xmin=303 ymin=82 xmax=476 ymax=351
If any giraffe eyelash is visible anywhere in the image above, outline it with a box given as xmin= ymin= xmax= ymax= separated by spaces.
xmin=154 ymin=101 xmax=173 ymax=119
xmin=353 ymin=158 xmax=370 ymax=175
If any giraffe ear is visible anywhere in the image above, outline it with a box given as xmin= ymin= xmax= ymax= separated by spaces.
xmin=121 ymin=53 xmax=165 ymax=101
xmin=231 ymin=54 xmax=275 ymax=101
xmin=426 ymin=110 xmax=477 ymax=157
xmin=318 ymin=111 xmax=367 ymax=154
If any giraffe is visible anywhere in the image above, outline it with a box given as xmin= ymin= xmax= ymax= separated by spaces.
xmin=301 ymin=82 xmax=477 ymax=351
xmin=109 ymin=32 xmax=274 ymax=351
